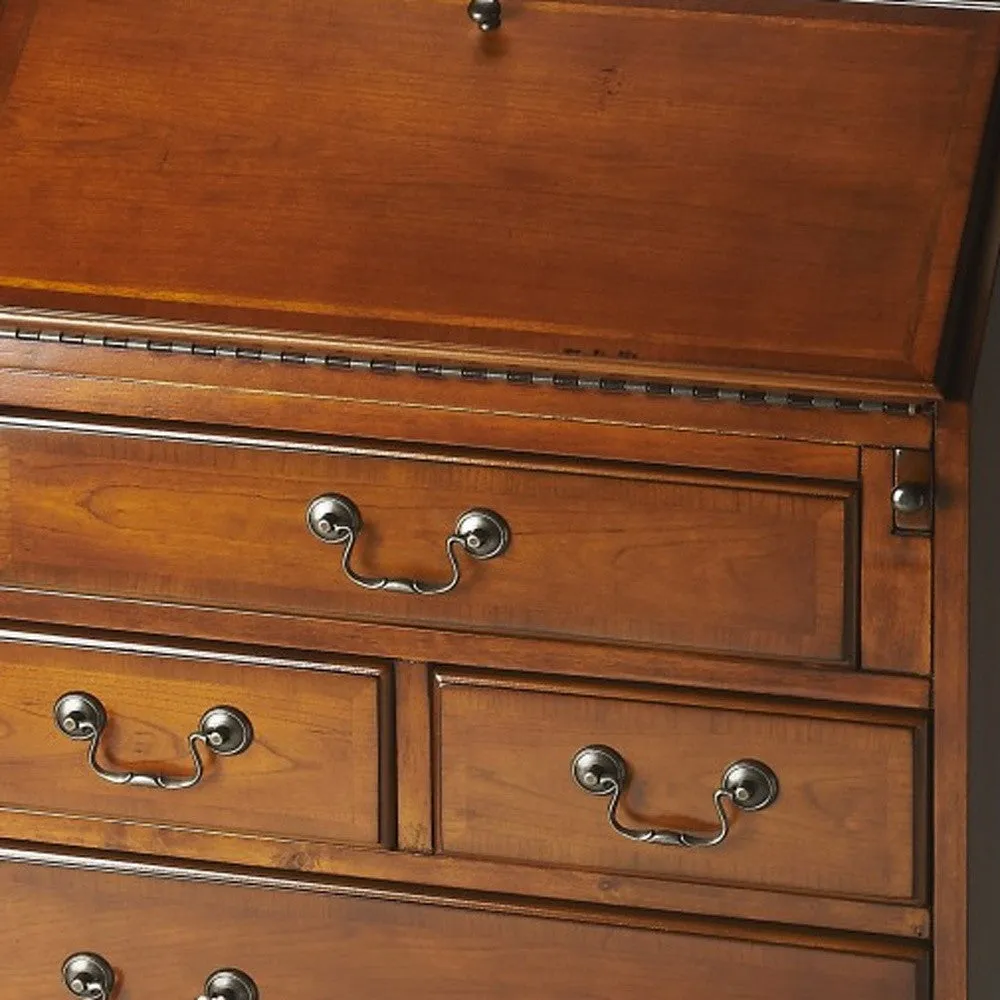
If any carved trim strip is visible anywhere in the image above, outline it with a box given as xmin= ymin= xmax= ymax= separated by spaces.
xmin=0 ymin=325 xmax=933 ymax=418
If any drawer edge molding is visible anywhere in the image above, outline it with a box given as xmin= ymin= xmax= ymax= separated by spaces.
xmin=0 ymin=633 xmax=391 ymax=853
xmin=0 ymin=841 xmax=929 ymax=959
xmin=0 ymin=408 xmax=860 ymax=494
xmin=432 ymin=668 xmax=927 ymax=907
xmin=0 ymin=809 xmax=931 ymax=940
xmin=0 ymin=417 xmax=858 ymax=663
xmin=0 ymin=615 xmax=932 ymax=711
xmin=0 ymin=622 xmax=390 ymax=677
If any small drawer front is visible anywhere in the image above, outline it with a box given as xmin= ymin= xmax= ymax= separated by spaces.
xmin=0 ymin=637 xmax=387 ymax=852
xmin=435 ymin=672 xmax=924 ymax=903
xmin=0 ymin=421 xmax=854 ymax=662
xmin=2 ymin=858 xmax=924 ymax=1000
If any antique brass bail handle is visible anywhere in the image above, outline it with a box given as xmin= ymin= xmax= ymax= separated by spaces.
xmin=306 ymin=493 xmax=511 ymax=596
xmin=572 ymin=745 xmax=779 ymax=848
xmin=61 ymin=954 xmax=259 ymax=1000
xmin=53 ymin=692 xmax=253 ymax=791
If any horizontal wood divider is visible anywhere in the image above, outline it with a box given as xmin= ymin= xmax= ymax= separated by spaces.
xmin=0 ymin=337 xmax=930 ymax=452
xmin=0 ymin=620 xmax=931 ymax=710
xmin=0 ymin=837 xmax=930 ymax=945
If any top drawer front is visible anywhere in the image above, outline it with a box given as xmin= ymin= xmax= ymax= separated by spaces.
xmin=0 ymin=421 xmax=853 ymax=661
xmin=0 ymin=0 xmax=997 ymax=393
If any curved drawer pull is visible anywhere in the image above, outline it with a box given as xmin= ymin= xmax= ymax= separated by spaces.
xmin=198 ymin=968 xmax=259 ymax=1000
xmin=467 ymin=0 xmax=502 ymax=31
xmin=54 ymin=692 xmax=253 ymax=790
xmin=572 ymin=745 xmax=779 ymax=849
xmin=306 ymin=493 xmax=510 ymax=596
xmin=63 ymin=953 xmax=116 ymax=999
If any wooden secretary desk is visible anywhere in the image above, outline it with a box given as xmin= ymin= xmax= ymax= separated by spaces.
xmin=0 ymin=0 xmax=998 ymax=996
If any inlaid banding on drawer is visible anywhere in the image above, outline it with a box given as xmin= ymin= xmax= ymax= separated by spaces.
xmin=0 ymin=419 xmax=856 ymax=662
xmin=0 ymin=636 xmax=389 ymax=851
xmin=434 ymin=671 xmax=926 ymax=904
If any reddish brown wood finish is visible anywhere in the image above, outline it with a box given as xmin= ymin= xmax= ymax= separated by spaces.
xmin=0 ymin=0 xmax=994 ymax=988
xmin=0 ymin=322 xmax=928 ymax=456
xmin=0 ymin=637 xmax=387 ymax=851
xmin=0 ymin=420 xmax=855 ymax=661
xmin=0 ymin=629 xmax=932 ymax=938
xmin=395 ymin=661 xmax=434 ymax=853
xmin=934 ymin=403 xmax=971 ymax=1000
xmin=0 ymin=617 xmax=931 ymax=711
xmin=969 ymin=323 xmax=1000 ymax=1000
xmin=0 ymin=808 xmax=930 ymax=938
xmin=434 ymin=670 xmax=925 ymax=903
xmin=0 ymin=856 xmax=927 ymax=1000
xmin=0 ymin=0 xmax=997 ymax=393
xmin=860 ymin=449 xmax=932 ymax=675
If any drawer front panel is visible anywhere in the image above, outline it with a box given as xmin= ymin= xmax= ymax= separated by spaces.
xmin=0 ymin=637 xmax=386 ymax=850
xmin=0 ymin=421 xmax=854 ymax=661
xmin=1 ymin=858 xmax=923 ymax=1000
xmin=436 ymin=672 xmax=924 ymax=902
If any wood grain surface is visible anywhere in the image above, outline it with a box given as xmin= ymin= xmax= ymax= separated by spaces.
xmin=0 ymin=316 xmax=937 ymax=447
xmin=0 ymin=0 xmax=996 ymax=391
xmin=860 ymin=449 xmax=932 ymax=675
xmin=934 ymin=403 xmax=972 ymax=1000
xmin=0 ymin=637 xmax=387 ymax=851
xmin=436 ymin=670 xmax=924 ymax=902
xmin=0 ymin=857 xmax=926 ymax=999
xmin=0 ymin=422 xmax=854 ymax=661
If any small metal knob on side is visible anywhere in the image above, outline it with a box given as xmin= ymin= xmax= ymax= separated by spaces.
xmin=572 ymin=745 xmax=779 ymax=849
xmin=62 ymin=953 xmax=116 ymax=999
xmin=467 ymin=0 xmax=502 ymax=31
xmin=198 ymin=968 xmax=260 ymax=1000
xmin=891 ymin=482 xmax=929 ymax=515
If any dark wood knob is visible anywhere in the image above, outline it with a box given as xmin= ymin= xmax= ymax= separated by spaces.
xmin=467 ymin=0 xmax=502 ymax=31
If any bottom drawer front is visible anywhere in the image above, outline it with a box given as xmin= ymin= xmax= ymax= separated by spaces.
xmin=3 ymin=857 xmax=922 ymax=1000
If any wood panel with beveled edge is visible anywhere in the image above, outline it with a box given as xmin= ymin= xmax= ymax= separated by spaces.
xmin=433 ymin=669 xmax=927 ymax=905
xmin=0 ymin=634 xmax=390 ymax=853
xmin=0 ymin=849 xmax=928 ymax=1000
xmin=0 ymin=417 xmax=857 ymax=662
xmin=0 ymin=0 xmax=997 ymax=394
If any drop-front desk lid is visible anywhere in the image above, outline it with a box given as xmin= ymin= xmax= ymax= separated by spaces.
xmin=0 ymin=0 xmax=998 ymax=400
